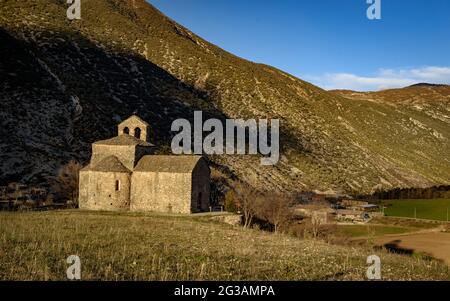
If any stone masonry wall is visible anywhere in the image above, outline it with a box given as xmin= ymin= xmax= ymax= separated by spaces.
xmin=91 ymin=144 xmax=136 ymax=171
xmin=130 ymin=172 xmax=192 ymax=214
xmin=118 ymin=120 xmax=149 ymax=142
xmin=79 ymin=170 xmax=131 ymax=211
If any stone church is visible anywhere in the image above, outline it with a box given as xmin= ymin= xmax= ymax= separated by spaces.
xmin=79 ymin=115 xmax=210 ymax=214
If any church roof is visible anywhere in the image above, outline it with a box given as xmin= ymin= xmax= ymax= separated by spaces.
xmin=84 ymin=155 xmax=131 ymax=173
xmin=93 ymin=134 xmax=154 ymax=147
xmin=119 ymin=115 xmax=149 ymax=127
xmin=134 ymin=155 xmax=207 ymax=173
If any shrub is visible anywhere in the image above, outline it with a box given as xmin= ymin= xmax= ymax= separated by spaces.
xmin=288 ymin=220 xmax=343 ymax=243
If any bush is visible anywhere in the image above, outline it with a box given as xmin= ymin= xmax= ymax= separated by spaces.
xmin=288 ymin=221 xmax=349 ymax=244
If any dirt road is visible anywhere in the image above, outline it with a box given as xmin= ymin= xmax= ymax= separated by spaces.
xmin=375 ymin=232 xmax=450 ymax=265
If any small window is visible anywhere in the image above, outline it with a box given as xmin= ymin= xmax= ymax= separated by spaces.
xmin=123 ymin=127 xmax=130 ymax=135
xmin=115 ymin=180 xmax=120 ymax=191
xmin=134 ymin=127 xmax=141 ymax=139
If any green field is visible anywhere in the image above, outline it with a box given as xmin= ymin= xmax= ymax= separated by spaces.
xmin=382 ymin=199 xmax=450 ymax=221
xmin=0 ymin=210 xmax=449 ymax=280
xmin=337 ymin=225 xmax=413 ymax=238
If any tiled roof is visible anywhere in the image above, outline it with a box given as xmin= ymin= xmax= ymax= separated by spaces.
xmin=119 ymin=115 xmax=149 ymax=127
xmin=93 ymin=134 xmax=154 ymax=147
xmin=134 ymin=155 xmax=206 ymax=173
xmin=84 ymin=155 xmax=131 ymax=173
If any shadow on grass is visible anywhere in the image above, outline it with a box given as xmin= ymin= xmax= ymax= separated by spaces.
xmin=375 ymin=240 xmax=439 ymax=262
xmin=376 ymin=240 xmax=414 ymax=255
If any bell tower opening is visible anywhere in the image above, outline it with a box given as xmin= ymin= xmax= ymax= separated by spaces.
xmin=118 ymin=115 xmax=150 ymax=142
xmin=134 ymin=128 xmax=141 ymax=140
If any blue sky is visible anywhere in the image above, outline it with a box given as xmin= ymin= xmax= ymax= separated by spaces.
xmin=149 ymin=0 xmax=450 ymax=91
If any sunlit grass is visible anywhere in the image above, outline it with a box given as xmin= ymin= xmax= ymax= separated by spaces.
xmin=0 ymin=210 xmax=449 ymax=281
xmin=383 ymin=199 xmax=450 ymax=221
xmin=336 ymin=225 xmax=413 ymax=238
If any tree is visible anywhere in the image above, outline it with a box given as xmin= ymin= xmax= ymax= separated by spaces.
xmin=259 ymin=193 xmax=294 ymax=233
xmin=209 ymin=167 xmax=228 ymax=207
xmin=53 ymin=160 xmax=82 ymax=207
xmin=233 ymin=182 xmax=261 ymax=228
xmin=224 ymin=190 xmax=238 ymax=213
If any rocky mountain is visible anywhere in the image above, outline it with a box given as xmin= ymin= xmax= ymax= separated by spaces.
xmin=0 ymin=0 xmax=449 ymax=195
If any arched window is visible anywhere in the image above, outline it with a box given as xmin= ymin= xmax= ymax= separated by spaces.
xmin=115 ymin=180 xmax=120 ymax=191
xmin=123 ymin=127 xmax=130 ymax=135
xmin=134 ymin=127 xmax=141 ymax=139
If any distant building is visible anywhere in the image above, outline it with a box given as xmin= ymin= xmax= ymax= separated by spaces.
xmin=338 ymin=200 xmax=379 ymax=212
xmin=339 ymin=200 xmax=369 ymax=207
xmin=79 ymin=115 xmax=210 ymax=214
xmin=311 ymin=211 xmax=328 ymax=225
xmin=357 ymin=204 xmax=379 ymax=212
xmin=336 ymin=209 xmax=370 ymax=223
xmin=293 ymin=204 xmax=333 ymax=225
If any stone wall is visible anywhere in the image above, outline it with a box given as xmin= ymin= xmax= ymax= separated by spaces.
xmin=118 ymin=119 xmax=149 ymax=142
xmin=79 ymin=170 xmax=131 ymax=211
xmin=91 ymin=144 xmax=153 ymax=171
xmin=79 ymin=171 xmax=90 ymax=208
xmin=91 ymin=144 xmax=137 ymax=171
xmin=130 ymin=171 xmax=192 ymax=214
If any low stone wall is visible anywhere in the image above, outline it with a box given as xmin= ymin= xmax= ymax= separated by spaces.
xmin=209 ymin=214 xmax=243 ymax=226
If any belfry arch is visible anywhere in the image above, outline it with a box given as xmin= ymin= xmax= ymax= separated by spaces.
xmin=118 ymin=115 xmax=150 ymax=142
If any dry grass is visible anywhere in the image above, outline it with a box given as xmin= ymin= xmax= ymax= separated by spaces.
xmin=0 ymin=210 xmax=449 ymax=281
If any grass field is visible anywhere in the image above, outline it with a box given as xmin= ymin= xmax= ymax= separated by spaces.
xmin=336 ymin=225 xmax=414 ymax=238
xmin=0 ymin=210 xmax=449 ymax=280
xmin=369 ymin=216 xmax=443 ymax=229
xmin=382 ymin=199 xmax=450 ymax=221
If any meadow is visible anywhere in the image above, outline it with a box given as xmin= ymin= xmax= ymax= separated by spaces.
xmin=336 ymin=224 xmax=413 ymax=238
xmin=382 ymin=199 xmax=450 ymax=221
xmin=0 ymin=210 xmax=449 ymax=281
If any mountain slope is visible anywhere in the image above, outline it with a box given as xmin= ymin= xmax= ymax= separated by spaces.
xmin=0 ymin=0 xmax=449 ymax=194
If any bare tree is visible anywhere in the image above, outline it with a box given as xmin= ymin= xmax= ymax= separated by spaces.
xmin=53 ymin=160 xmax=82 ymax=207
xmin=259 ymin=193 xmax=294 ymax=233
xmin=233 ymin=182 xmax=261 ymax=228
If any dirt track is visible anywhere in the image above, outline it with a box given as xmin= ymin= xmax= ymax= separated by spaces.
xmin=375 ymin=232 xmax=450 ymax=265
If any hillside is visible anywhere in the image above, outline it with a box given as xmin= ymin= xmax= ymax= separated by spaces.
xmin=0 ymin=0 xmax=449 ymax=194
xmin=0 ymin=210 xmax=448 ymax=280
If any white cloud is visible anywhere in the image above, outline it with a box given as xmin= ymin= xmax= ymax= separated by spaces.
xmin=305 ymin=66 xmax=450 ymax=91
